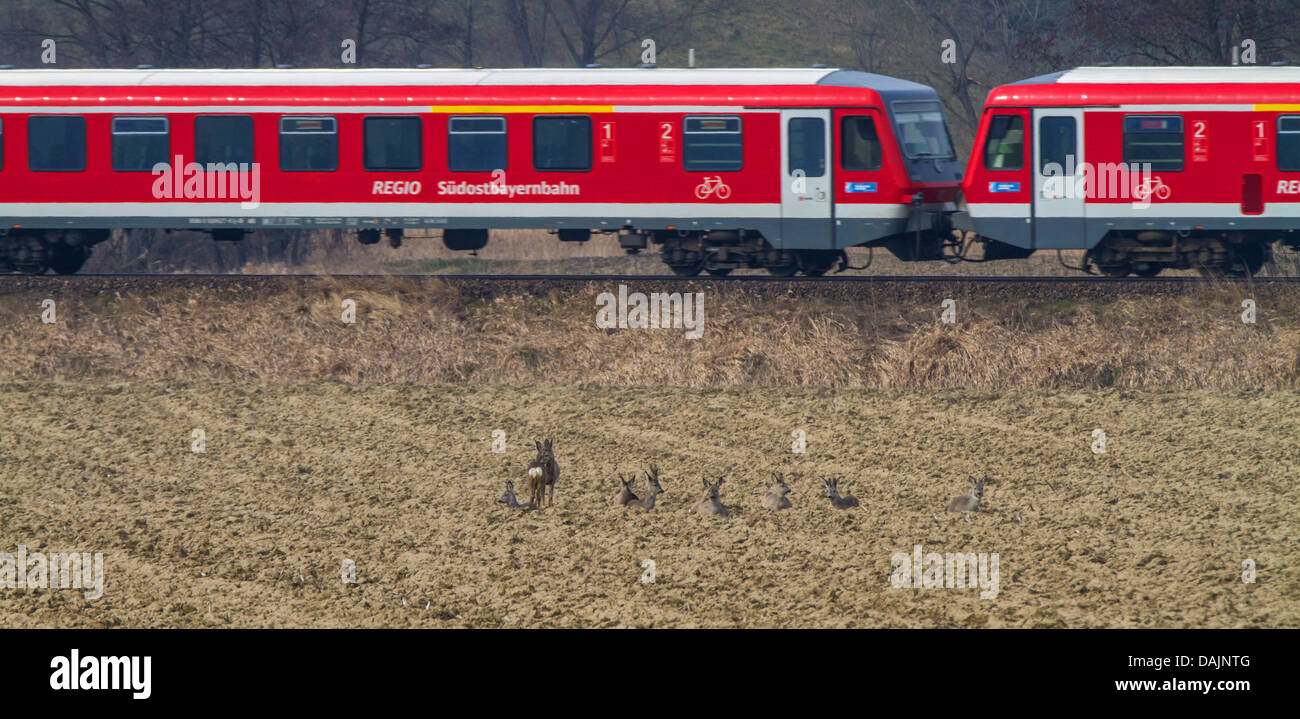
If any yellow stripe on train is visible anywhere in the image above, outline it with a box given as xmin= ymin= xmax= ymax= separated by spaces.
xmin=1253 ymin=104 xmax=1300 ymax=111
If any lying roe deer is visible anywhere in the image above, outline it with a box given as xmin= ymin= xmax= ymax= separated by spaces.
xmin=496 ymin=480 xmax=534 ymax=510
xmin=615 ymin=473 xmax=639 ymax=507
xmin=693 ymin=477 xmax=729 ymax=516
xmin=629 ymin=465 xmax=665 ymax=511
xmin=823 ymin=477 xmax=860 ymax=509
xmin=762 ymin=472 xmax=793 ymax=510
xmin=528 ymin=438 xmax=560 ymax=507
xmin=946 ymin=476 xmax=987 ymax=522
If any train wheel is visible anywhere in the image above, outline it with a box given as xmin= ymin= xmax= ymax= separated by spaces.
xmin=1133 ymin=263 xmax=1162 ymax=277
xmin=48 ymin=243 xmax=90 ymax=275
xmin=1098 ymin=262 xmax=1131 ymax=277
xmin=1226 ymin=243 xmax=1267 ymax=277
xmin=797 ymin=250 xmax=838 ymax=277
xmin=766 ymin=263 xmax=798 ymax=277
xmin=668 ymin=261 xmax=704 ymax=277
xmin=705 ymin=268 xmax=733 ymax=277
xmin=3 ymin=232 xmax=50 ymax=274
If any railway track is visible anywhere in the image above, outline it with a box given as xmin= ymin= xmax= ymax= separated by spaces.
xmin=5 ymin=272 xmax=1299 ymax=308
xmin=7 ymin=272 xmax=1300 ymax=283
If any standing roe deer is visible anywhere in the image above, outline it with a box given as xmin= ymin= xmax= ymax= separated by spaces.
xmin=528 ymin=438 xmax=560 ymax=507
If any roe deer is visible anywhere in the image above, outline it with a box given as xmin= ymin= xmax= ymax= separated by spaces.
xmin=629 ymin=465 xmax=665 ymax=511
xmin=946 ymin=476 xmax=987 ymax=522
xmin=496 ymin=480 xmax=534 ymax=510
xmin=762 ymin=472 xmax=793 ymax=509
xmin=823 ymin=477 xmax=860 ymax=509
xmin=615 ymin=473 xmax=639 ymax=507
xmin=528 ymin=439 xmax=560 ymax=507
xmin=693 ymin=477 xmax=729 ymax=516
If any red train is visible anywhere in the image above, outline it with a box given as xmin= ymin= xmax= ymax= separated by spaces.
xmin=0 ymin=67 xmax=961 ymax=275
xmin=957 ymin=65 xmax=1300 ymax=275
xmin=5 ymin=64 xmax=1298 ymax=277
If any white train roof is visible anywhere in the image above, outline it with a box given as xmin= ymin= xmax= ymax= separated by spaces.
xmin=0 ymin=67 xmax=845 ymax=87
xmin=1019 ymin=66 xmax=1300 ymax=85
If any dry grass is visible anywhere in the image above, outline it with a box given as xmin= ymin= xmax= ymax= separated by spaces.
xmin=3 ymin=277 xmax=1300 ymax=390
xmin=0 ymin=381 xmax=1294 ymax=628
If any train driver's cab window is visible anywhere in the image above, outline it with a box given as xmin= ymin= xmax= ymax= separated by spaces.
xmin=892 ymin=101 xmax=955 ymax=159
xmin=448 ymin=116 xmax=507 ymax=172
xmin=533 ymin=116 xmax=591 ymax=171
xmin=1122 ymin=115 xmax=1183 ymax=172
xmin=112 ymin=116 xmax=170 ymax=171
xmin=29 ymin=116 xmax=87 ymax=171
xmin=1278 ymin=116 xmax=1300 ymax=172
xmin=983 ymin=115 xmax=1024 ymax=170
xmin=841 ymin=116 xmax=881 ymax=171
xmin=195 ymin=115 xmax=254 ymax=166
xmin=364 ymin=116 xmax=422 ymax=171
xmin=683 ymin=116 xmax=743 ymax=172
xmin=280 ymin=116 xmax=338 ymax=172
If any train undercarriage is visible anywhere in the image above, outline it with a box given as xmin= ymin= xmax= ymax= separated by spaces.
xmin=623 ymin=228 xmax=950 ymax=277
xmin=0 ymin=229 xmax=110 ymax=275
xmin=1082 ymin=230 xmax=1278 ymax=277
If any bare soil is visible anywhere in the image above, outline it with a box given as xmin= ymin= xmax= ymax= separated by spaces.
xmin=0 ymin=381 xmax=1295 ymax=628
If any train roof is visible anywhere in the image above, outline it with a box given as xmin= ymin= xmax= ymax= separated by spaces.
xmin=0 ymin=67 xmax=944 ymax=110
xmin=0 ymin=66 xmax=924 ymax=88
xmin=988 ymin=66 xmax=1300 ymax=107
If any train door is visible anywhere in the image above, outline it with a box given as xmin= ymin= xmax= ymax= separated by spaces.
xmin=780 ymin=109 xmax=833 ymax=248
xmin=1031 ymin=108 xmax=1086 ymax=248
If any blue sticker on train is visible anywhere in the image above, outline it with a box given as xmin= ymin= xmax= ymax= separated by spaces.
xmin=844 ymin=182 xmax=877 ymax=193
xmin=989 ymin=182 xmax=1021 ymax=193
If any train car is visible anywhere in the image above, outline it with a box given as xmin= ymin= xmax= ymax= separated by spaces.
xmin=0 ymin=67 xmax=961 ymax=275
xmin=956 ymin=66 xmax=1300 ymax=276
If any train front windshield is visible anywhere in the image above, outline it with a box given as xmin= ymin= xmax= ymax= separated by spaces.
xmin=892 ymin=101 xmax=955 ymax=159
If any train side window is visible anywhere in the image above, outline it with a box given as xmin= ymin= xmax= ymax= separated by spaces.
xmin=533 ymin=116 xmax=591 ymax=171
xmin=112 ymin=116 xmax=169 ymax=172
xmin=840 ymin=116 xmax=881 ymax=171
xmin=29 ymin=116 xmax=87 ymax=172
xmin=787 ymin=117 xmax=826 ymax=177
xmin=279 ymin=116 xmax=338 ymax=172
xmin=983 ymin=115 xmax=1023 ymax=170
xmin=1122 ymin=115 xmax=1183 ymax=172
xmin=1 ymin=118 xmax=4 ymax=170
xmin=1277 ymin=116 xmax=1300 ymax=171
xmin=195 ymin=115 xmax=254 ymax=166
xmin=448 ymin=116 xmax=507 ymax=172
xmin=364 ymin=116 xmax=422 ymax=171
xmin=1038 ymin=116 xmax=1076 ymax=173
xmin=683 ymin=116 xmax=743 ymax=172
